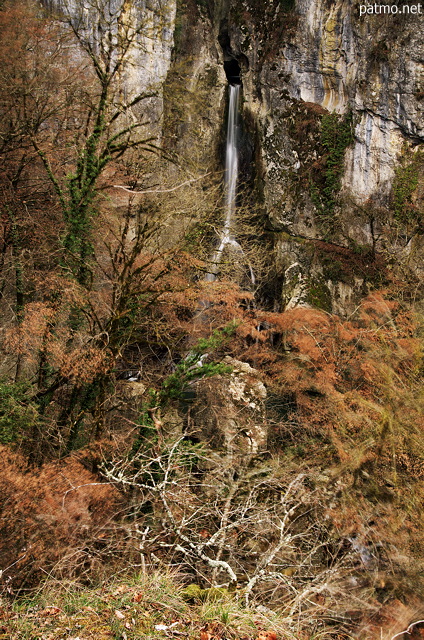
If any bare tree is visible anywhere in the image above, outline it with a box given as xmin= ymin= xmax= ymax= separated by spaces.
xmin=100 ymin=434 xmax=369 ymax=636
xmin=31 ymin=0 xmax=174 ymax=286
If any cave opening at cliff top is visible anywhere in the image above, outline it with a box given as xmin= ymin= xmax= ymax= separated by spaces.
xmin=224 ymin=58 xmax=241 ymax=85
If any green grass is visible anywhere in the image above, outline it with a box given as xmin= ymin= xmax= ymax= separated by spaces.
xmin=0 ymin=571 xmax=288 ymax=640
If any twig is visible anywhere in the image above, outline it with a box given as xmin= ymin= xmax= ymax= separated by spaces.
xmin=61 ymin=482 xmax=115 ymax=509
xmin=391 ymin=620 xmax=424 ymax=640
xmin=0 ymin=550 xmax=28 ymax=580
xmin=112 ymin=173 xmax=211 ymax=195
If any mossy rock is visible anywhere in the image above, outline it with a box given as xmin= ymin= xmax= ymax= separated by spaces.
xmin=181 ymin=584 xmax=230 ymax=603
xmin=306 ymin=279 xmax=332 ymax=312
xmin=392 ymin=149 xmax=423 ymax=229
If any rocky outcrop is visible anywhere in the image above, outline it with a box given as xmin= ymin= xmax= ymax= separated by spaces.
xmin=232 ymin=0 xmax=423 ymax=204
xmin=189 ymin=357 xmax=267 ymax=457
xmin=218 ymin=0 xmax=424 ymax=310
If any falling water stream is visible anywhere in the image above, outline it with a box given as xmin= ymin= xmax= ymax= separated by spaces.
xmin=206 ymin=84 xmax=255 ymax=284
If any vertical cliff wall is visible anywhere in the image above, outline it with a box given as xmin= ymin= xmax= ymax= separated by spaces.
xmin=47 ymin=0 xmax=423 ymax=312
xmin=45 ymin=0 xmax=177 ymax=136
xmin=167 ymin=0 xmax=424 ymax=312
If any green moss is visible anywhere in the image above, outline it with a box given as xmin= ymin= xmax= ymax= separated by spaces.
xmin=275 ymin=231 xmax=312 ymax=249
xmin=184 ymin=221 xmax=209 ymax=250
xmin=392 ymin=151 xmax=423 ymax=228
xmin=310 ymin=112 xmax=353 ymax=231
xmin=181 ymin=584 xmax=230 ymax=603
xmin=200 ymin=66 xmax=218 ymax=89
xmin=306 ymin=279 xmax=332 ymax=312
xmin=172 ymin=2 xmax=186 ymax=54
xmin=321 ymin=257 xmax=347 ymax=283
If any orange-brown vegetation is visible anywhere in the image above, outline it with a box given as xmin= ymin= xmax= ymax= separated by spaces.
xmin=0 ymin=444 xmax=121 ymax=590
xmin=0 ymin=2 xmax=423 ymax=639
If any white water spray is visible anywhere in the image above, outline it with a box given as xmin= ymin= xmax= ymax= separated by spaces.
xmin=206 ymin=85 xmax=254 ymax=284
xmin=224 ymin=83 xmax=240 ymax=232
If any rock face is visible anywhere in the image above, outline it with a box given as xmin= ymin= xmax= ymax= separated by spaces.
xmin=226 ymin=0 xmax=423 ymax=202
xmin=44 ymin=0 xmax=176 ymax=136
xmin=49 ymin=0 xmax=423 ymax=311
xmin=167 ymin=0 xmax=424 ymax=312
xmin=189 ymin=357 xmax=267 ymax=457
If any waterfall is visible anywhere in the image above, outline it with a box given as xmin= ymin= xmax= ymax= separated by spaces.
xmin=224 ymin=83 xmax=240 ymax=233
xmin=206 ymin=84 xmax=253 ymax=282
xmin=205 ymin=83 xmax=255 ymax=285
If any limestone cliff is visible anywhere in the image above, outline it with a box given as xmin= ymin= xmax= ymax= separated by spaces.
xmin=47 ymin=0 xmax=423 ymax=312
xmin=166 ymin=0 xmax=424 ymax=312
xmin=45 ymin=0 xmax=177 ymax=136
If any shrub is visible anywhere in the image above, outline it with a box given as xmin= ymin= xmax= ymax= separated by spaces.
xmin=0 ymin=380 xmax=39 ymax=444
xmin=160 ymin=325 xmax=236 ymax=401
xmin=392 ymin=151 xmax=423 ymax=229
xmin=311 ymin=111 xmax=353 ymax=229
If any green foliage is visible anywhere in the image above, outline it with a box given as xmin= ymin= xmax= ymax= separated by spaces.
xmin=392 ymin=153 xmax=422 ymax=227
xmin=181 ymin=583 xmax=230 ymax=603
xmin=59 ymin=109 xmax=114 ymax=286
xmin=28 ymin=3 xmax=157 ymax=289
xmin=63 ymin=375 xmax=114 ymax=454
xmin=160 ymin=324 xmax=236 ymax=401
xmin=176 ymin=439 xmax=206 ymax=472
xmin=184 ymin=221 xmax=209 ymax=250
xmin=306 ymin=279 xmax=332 ymax=312
xmin=0 ymin=380 xmax=39 ymax=443
xmin=2 ymin=571 xmax=282 ymax=640
xmin=161 ymin=359 xmax=230 ymax=400
xmin=130 ymin=323 xmax=236 ymax=453
xmin=311 ymin=112 xmax=353 ymax=229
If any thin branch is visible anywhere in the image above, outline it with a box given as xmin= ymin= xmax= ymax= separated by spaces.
xmin=391 ymin=621 xmax=424 ymax=640
xmin=112 ymin=173 xmax=211 ymax=195
xmin=0 ymin=550 xmax=29 ymax=580
xmin=30 ymin=138 xmax=67 ymax=214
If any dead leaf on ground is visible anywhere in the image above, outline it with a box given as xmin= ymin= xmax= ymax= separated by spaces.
xmin=257 ymin=632 xmax=278 ymax=640
xmin=200 ymin=622 xmax=223 ymax=640
xmin=39 ymin=606 xmax=62 ymax=616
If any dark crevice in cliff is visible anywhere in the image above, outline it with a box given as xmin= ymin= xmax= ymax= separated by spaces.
xmin=224 ymin=58 xmax=241 ymax=84
xmin=218 ymin=20 xmax=249 ymax=85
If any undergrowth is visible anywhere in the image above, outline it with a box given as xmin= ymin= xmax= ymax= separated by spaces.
xmin=0 ymin=571 xmax=293 ymax=640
